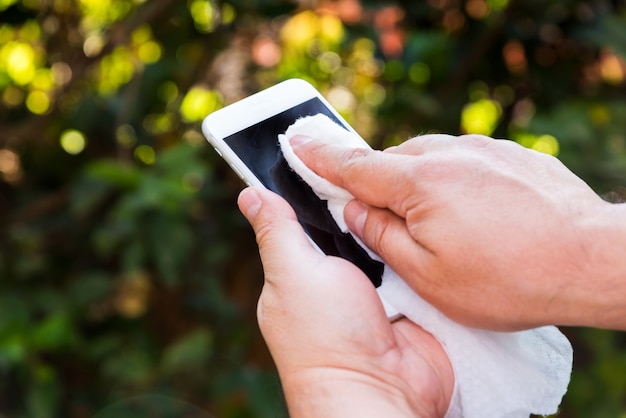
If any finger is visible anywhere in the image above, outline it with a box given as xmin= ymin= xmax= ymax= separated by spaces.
xmin=344 ymin=200 xmax=434 ymax=286
xmin=240 ymin=188 xmax=394 ymax=357
xmin=291 ymin=137 xmax=424 ymax=217
xmin=239 ymin=187 xmax=328 ymax=337
xmin=238 ymin=187 xmax=321 ymax=284
xmin=239 ymin=188 xmax=382 ymax=316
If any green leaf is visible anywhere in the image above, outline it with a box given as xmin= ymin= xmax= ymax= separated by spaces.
xmin=0 ymin=331 xmax=27 ymax=365
xmin=26 ymin=378 xmax=60 ymax=418
xmin=31 ymin=312 xmax=76 ymax=351
xmin=86 ymin=160 xmax=142 ymax=189
xmin=147 ymin=215 xmax=192 ymax=285
xmin=101 ymin=348 xmax=153 ymax=385
xmin=161 ymin=329 xmax=213 ymax=374
xmin=577 ymin=16 xmax=626 ymax=59
xmin=93 ymin=394 xmax=210 ymax=418
xmin=67 ymin=272 xmax=113 ymax=308
xmin=70 ymin=176 xmax=113 ymax=218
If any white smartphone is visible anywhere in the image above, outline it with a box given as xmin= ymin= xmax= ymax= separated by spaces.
xmin=202 ymin=79 xmax=399 ymax=319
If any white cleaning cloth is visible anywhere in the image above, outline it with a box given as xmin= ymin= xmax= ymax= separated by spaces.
xmin=278 ymin=114 xmax=573 ymax=418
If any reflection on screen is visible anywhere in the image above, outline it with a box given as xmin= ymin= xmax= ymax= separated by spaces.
xmin=225 ymin=97 xmax=383 ymax=287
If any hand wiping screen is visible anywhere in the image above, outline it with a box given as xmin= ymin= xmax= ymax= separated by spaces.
xmin=278 ymin=114 xmax=573 ymax=418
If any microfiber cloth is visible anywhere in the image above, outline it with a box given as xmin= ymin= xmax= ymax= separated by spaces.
xmin=277 ymin=114 xmax=573 ymax=418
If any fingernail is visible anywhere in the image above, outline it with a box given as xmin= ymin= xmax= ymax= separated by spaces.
xmin=238 ymin=188 xmax=262 ymax=221
xmin=345 ymin=200 xmax=367 ymax=238
xmin=289 ymin=135 xmax=314 ymax=147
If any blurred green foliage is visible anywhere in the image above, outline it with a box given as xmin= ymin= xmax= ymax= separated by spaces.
xmin=0 ymin=0 xmax=625 ymax=416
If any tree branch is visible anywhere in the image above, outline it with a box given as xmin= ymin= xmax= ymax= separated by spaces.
xmin=0 ymin=0 xmax=177 ymax=147
xmin=435 ymin=0 xmax=521 ymax=105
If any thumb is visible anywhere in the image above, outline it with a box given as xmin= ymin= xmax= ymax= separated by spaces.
xmin=344 ymin=200 xmax=432 ymax=286
xmin=237 ymin=187 xmax=321 ymax=283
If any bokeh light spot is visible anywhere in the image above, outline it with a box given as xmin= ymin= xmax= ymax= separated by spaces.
xmin=97 ymin=47 xmax=135 ymax=95
xmin=409 ymin=62 xmax=430 ymax=84
xmin=83 ymin=34 xmax=104 ymax=57
xmin=116 ymin=124 xmax=136 ymax=147
xmin=281 ymin=11 xmax=319 ymax=49
xmin=461 ymin=99 xmax=502 ymax=135
xmin=2 ymin=85 xmax=24 ymax=107
xmin=363 ymin=83 xmax=386 ymax=106
xmin=1 ymin=41 xmax=37 ymax=85
xmin=189 ymin=0 xmax=216 ymax=33
xmin=532 ymin=135 xmax=559 ymax=155
xmin=60 ymin=129 xmax=87 ymax=155
xmin=0 ymin=148 xmax=21 ymax=181
xmin=319 ymin=14 xmax=344 ymax=43
xmin=51 ymin=61 xmax=72 ymax=86
xmin=466 ymin=0 xmax=489 ymax=19
xmin=134 ymin=145 xmax=156 ymax=165
xmin=115 ymin=272 xmax=151 ymax=318
xmin=384 ymin=60 xmax=404 ymax=81
xmin=487 ymin=0 xmax=509 ymax=11
xmin=143 ymin=113 xmax=175 ymax=135
xmin=79 ymin=0 xmax=131 ymax=30
xmin=221 ymin=2 xmax=236 ymax=24
xmin=0 ymin=0 xmax=18 ymax=11
xmin=317 ymin=51 xmax=341 ymax=73
xmin=515 ymin=133 xmax=559 ymax=156
xmin=327 ymin=86 xmax=355 ymax=113
xmin=599 ymin=50 xmax=625 ymax=85
xmin=132 ymin=25 xmax=152 ymax=44
xmin=503 ymin=41 xmax=527 ymax=74
xmin=26 ymin=91 xmax=50 ymax=114
xmin=443 ymin=10 xmax=465 ymax=33
xmin=180 ymin=86 xmax=222 ymax=122
xmin=252 ymin=36 xmax=281 ymax=68
xmin=137 ymin=40 xmax=162 ymax=64
xmin=32 ymin=68 xmax=55 ymax=90
xmin=158 ymin=81 xmax=178 ymax=105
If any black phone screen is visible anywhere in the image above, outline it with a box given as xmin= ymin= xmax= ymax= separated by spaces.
xmin=224 ymin=97 xmax=383 ymax=287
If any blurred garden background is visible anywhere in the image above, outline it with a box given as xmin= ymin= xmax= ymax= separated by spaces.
xmin=1 ymin=0 xmax=626 ymax=416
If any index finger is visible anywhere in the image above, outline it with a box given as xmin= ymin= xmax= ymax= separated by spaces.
xmin=290 ymin=136 xmax=424 ymax=217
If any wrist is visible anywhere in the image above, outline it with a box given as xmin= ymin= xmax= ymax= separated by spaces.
xmin=562 ymin=200 xmax=626 ymax=330
xmin=589 ymin=201 xmax=626 ymax=330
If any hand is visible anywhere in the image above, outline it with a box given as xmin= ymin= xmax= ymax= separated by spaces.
xmin=238 ymin=187 xmax=454 ymax=418
xmin=290 ymin=133 xmax=626 ymax=331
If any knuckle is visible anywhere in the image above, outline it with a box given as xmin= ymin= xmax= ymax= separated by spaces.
xmin=363 ymin=211 xmax=394 ymax=259
xmin=459 ymin=133 xmax=494 ymax=148
xmin=254 ymin=220 xmax=274 ymax=248
xmin=339 ymin=146 xmax=375 ymax=183
xmin=342 ymin=146 xmax=372 ymax=166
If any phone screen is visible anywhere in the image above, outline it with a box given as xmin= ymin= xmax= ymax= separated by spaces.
xmin=224 ymin=97 xmax=383 ymax=287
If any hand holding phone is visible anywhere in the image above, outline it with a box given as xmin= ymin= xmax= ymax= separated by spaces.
xmin=202 ymin=79 xmax=399 ymax=319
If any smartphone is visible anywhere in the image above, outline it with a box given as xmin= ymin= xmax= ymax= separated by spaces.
xmin=202 ymin=79 xmax=399 ymax=319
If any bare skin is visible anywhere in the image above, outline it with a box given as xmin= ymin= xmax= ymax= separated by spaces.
xmin=238 ymin=188 xmax=454 ymax=418
xmin=238 ymin=133 xmax=626 ymax=418
xmin=289 ymin=133 xmax=626 ymax=331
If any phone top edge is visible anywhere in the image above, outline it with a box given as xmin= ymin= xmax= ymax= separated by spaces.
xmin=202 ymin=78 xmax=320 ymax=139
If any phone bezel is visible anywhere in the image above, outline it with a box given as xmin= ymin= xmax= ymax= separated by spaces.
xmin=201 ymin=79 xmax=366 ymax=186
